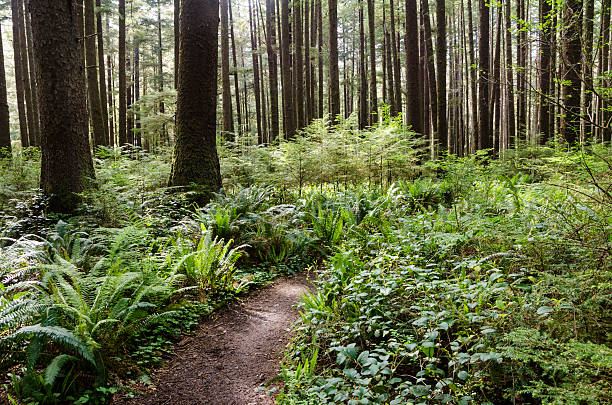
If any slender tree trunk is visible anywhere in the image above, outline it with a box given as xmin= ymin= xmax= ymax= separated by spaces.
xmin=491 ymin=5 xmax=502 ymax=154
xmin=106 ymin=17 xmax=115 ymax=146
xmin=17 ymin=0 xmax=35 ymax=147
xmin=84 ymin=0 xmax=106 ymax=147
xmin=583 ymin=0 xmax=594 ymax=139
xmin=561 ymin=0 xmax=583 ymax=144
xmin=317 ymin=0 xmax=323 ymax=118
xmin=157 ymin=0 xmax=166 ymax=139
xmin=12 ymin=0 xmax=28 ymax=147
xmin=96 ymin=0 xmax=109 ymax=145
xmin=405 ymin=0 xmax=422 ymax=133
xmin=478 ymin=0 xmax=492 ymax=150
xmin=248 ymin=0 xmax=263 ymax=142
xmin=30 ymin=0 xmax=95 ymax=212
xmin=538 ymin=0 xmax=552 ymax=143
xmin=600 ymin=0 xmax=611 ymax=141
xmin=0 ymin=24 xmax=11 ymax=156
xmin=389 ymin=0 xmax=401 ymax=115
xmin=127 ymin=52 xmax=133 ymax=145
xmin=135 ymin=46 xmax=142 ymax=147
xmin=310 ymin=0 xmax=316 ymax=119
xmin=517 ymin=0 xmax=527 ymax=137
xmin=229 ymin=0 xmax=243 ymax=137
xmin=385 ymin=24 xmax=395 ymax=112
xmin=304 ymin=0 xmax=312 ymax=124
xmin=295 ymin=0 xmax=304 ymax=128
xmin=329 ymin=0 xmax=340 ymax=122
xmin=358 ymin=0 xmax=368 ymax=129
xmin=422 ymin=0 xmax=438 ymax=134
xmin=169 ymin=0 xmax=222 ymax=198
xmin=266 ymin=0 xmax=280 ymax=141
xmin=281 ymin=0 xmax=295 ymax=137
xmin=367 ymin=0 xmax=377 ymax=123
xmin=220 ymin=0 xmax=234 ymax=136
xmin=174 ymin=0 xmax=179 ymax=89
xmin=436 ymin=0 xmax=447 ymax=151
xmin=118 ymin=0 xmax=127 ymax=145
xmin=24 ymin=0 xmax=40 ymax=146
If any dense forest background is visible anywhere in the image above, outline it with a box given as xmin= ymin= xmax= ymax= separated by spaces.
xmin=0 ymin=0 xmax=610 ymax=154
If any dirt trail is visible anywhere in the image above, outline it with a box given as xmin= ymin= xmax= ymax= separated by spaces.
xmin=114 ymin=274 xmax=311 ymax=405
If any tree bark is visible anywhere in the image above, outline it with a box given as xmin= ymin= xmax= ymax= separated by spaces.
xmin=0 ymin=24 xmax=11 ymax=156
xmin=478 ymin=0 xmax=491 ymax=150
xmin=266 ymin=0 xmax=279 ymax=141
xmin=405 ymin=0 xmax=422 ymax=133
xmin=421 ymin=0 xmax=438 ymax=134
xmin=436 ymin=0 xmax=447 ymax=151
xmin=229 ymin=0 xmax=243 ymax=137
xmin=220 ymin=0 xmax=234 ymax=136
xmin=24 ymin=0 xmax=40 ymax=146
xmin=118 ymin=0 xmax=127 ymax=145
xmin=169 ymin=0 xmax=222 ymax=198
xmin=329 ymin=0 xmax=340 ymax=123
xmin=304 ymin=0 xmax=312 ymax=124
xmin=85 ymin=0 xmax=106 ymax=147
xmin=11 ymin=0 xmax=28 ymax=147
xmin=281 ymin=0 xmax=295 ymax=137
xmin=538 ymin=0 xmax=552 ymax=143
xmin=561 ymin=0 xmax=583 ymax=144
xmin=389 ymin=0 xmax=401 ymax=115
xmin=30 ymin=0 xmax=95 ymax=212
xmin=96 ymin=0 xmax=110 ymax=145
xmin=367 ymin=0 xmax=377 ymax=123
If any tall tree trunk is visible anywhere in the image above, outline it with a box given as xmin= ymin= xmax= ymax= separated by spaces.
xmin=85 ymin=0 xmax=106 ymax=147
xmin=118 ymin=0 xmax=127 ymax=145
xmin=310 ymin=0 xmax=316 ymax=119
xmin=229 ymin=0 xmax=243 ymax=137
xmin=134 ymin=46 xmax=141 ymax=147
xmin=465 ymin=0 xmax=477 ymax=152
xmin=157 ymin=0 xmax=166 ymax=139
xmin=358 ymin=0 xmax=368 ymax=129
xmin=517 ymin=0 xmax=527 ymax=137
xmin=384 ymin=23 xmax=395 ymax=111
xmin=266 ymin=0 xmax=280 ymax=141
xmin=583 ymin=0 xmax=594 ymax=139
xmin=12 ymin=0 xmax=28 ymax=147
xmin=127 ymin=52 xmax=133 ymax=144
xmin=96 ymin=0 xmax=110 ymax=145
xmin=30 ymin=0 xmax=95 ymax=212
xmin=106 ymin=17 xmax=115 ymax=146
xmin=389 ymin=0 xmax=401 ymax=115
xmin=304 ymin=0 xmax=311 ymax=124
xmin=295 ymin=0 xmax=304 ymax=128
xmin=249 ymin=0 xmax=263 ymax=142
xmin=174 ymin=0 xmax=179 ymax=89
xmin=281 ymin=0 xmax=295 ymax=137
xmin=18 ymin=0 xmax=35 ymax=147
xmin=169 ymin=0 xmax=222 ymax=198
xmin=478 ymin=0 xmax=491 ymax=150
xmin=220 ymin=0 xmax=233 ymax=136
xmin=600 ymin=0 xmax=611 ymax=141
xmin=24 ymin=0 xmax=40 ymax=146
xmin=436 ymin=0 xmax=447 ymax=151
xmin=538 ymin=0 xmax=552 ymax=143
xmin=367 ymin=0 xmax=377 ymax=123
xmin=405 ymin=0 xmax=422 ymax=133
xmin=317 ymin=0 xmax=323 ymax=118
xmin=329 ymin=0 xmax=340 ymax=123
xmin=561 ymin=0 xmax=583 ymax=144
xmin=422 ymin=0 xmax=438 ymax=134
xmin=491 ymin=5 xmax=502 ymax=154
xmin=0 ymin=24 xmax=11 ymax=156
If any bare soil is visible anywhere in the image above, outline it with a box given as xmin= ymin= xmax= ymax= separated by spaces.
xmin=112 ymin=273 xmax=311 ymax=405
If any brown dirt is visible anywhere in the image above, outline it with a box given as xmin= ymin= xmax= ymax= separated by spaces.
xmin=112 ymin=273 xmax=312 ymax=405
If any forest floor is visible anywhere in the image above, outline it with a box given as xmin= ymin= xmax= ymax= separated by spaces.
xmin=112 ymin=273 xmax=312 ymax=405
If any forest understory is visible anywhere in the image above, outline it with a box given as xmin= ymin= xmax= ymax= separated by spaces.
xmin=0 ymin=131 xmax=610 ymax=404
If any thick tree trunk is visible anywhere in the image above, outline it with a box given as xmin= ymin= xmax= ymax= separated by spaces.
xmin=169 ymin=0 xmax=222 ymax=198
xmin=0 ymin=24 xmax=11 ymax=156
xmin=118 ymin=0 xmax=127 ymax=145
xmin=405 ymin=0 xmax=422 ymax=133
xmin=85 ymin=0 xmax=106 ymax=147
xmin=30 ymin=0 xmax=95 ymax=212
xmin=96 ymin=0 xmax=110 ymax=145
xmin=329 ymin=0 xmax=340 ymax=123
xmin=220 ymin=0 xmax=234 ymax=136
xmin=478 ymin=0 xmax=491 ymax=150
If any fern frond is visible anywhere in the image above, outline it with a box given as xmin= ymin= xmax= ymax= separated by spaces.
xmin=44 ymin=354 xmax=77 ymax=387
